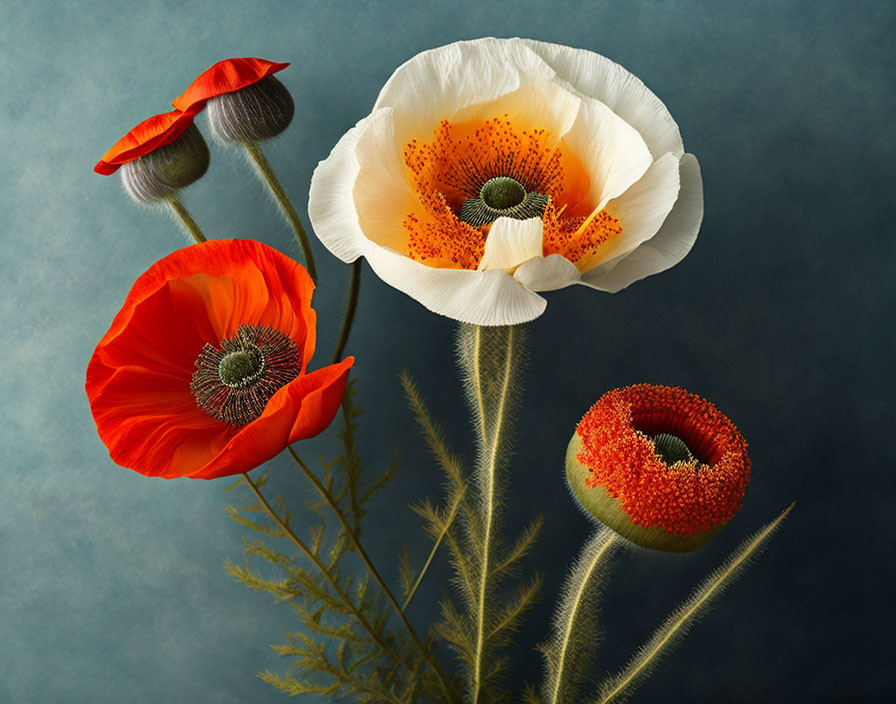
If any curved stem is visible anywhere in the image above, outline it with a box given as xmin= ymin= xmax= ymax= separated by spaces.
xmin=549 ymin=528 xmax=616 ymax=704
xmin=471 ymin=325 xmax=515 ymax=704
xmin=331 ymin=260 xmax=362 ymax=364
xmin=242 ymin=141 xmax=317 ymax=282
xmin=165 ymin=195 xmax=206 ymax=243
xmin=239 ymin=472 xmax=406 ymax=674
xmin=287 ymin=447 xmax=457 ymax=703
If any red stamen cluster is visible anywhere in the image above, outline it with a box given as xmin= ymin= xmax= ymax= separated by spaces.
xmin=576 ymin=384 xmax=750 ymax=536
xmin=402 ymin=116 xmax=621 ymax=270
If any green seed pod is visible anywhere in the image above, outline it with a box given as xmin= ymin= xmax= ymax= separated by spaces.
xmin=458 ymin=176 xmax=549 ymax=227
xmin=120 ymin=124 xmax=210 ymax=204
xmin=206 ymin=76 xmax=294 ymax=143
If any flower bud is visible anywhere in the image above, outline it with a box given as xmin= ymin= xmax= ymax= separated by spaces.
xmin=566 ymin=384 xmax=751 ymax=552
xmin=120 ymin=123 xmax=210 ymax=204
xmin=206 ymin=75 xmax=294 ymax=143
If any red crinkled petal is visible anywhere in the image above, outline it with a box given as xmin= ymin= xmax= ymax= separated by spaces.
xmin=94 ymin=108 xmax=199 ymax=175
xmin=575 ymin=384 xmax=751 ymax=536
xmin=87 ymin=366 xmax=233 ymax=478
xmin=90 ymin=239 xmax=316 ymax=379
xmin=172 ymin=57 xmax=290 ymax=113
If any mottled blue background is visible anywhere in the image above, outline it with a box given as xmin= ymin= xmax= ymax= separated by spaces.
xmin=2 ymin=1 xmax=893 ymax=701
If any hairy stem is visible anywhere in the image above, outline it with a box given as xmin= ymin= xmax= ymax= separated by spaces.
xmin=165 ymin=194 xmax=206 ymax=243
xmin=242 ymin=141 xmax=317 ymax=281
xmin=239 ymin=472 xmax=406 ymax=673
xmin=548 ymin=528 xmax=617 ymax=704
xmin=287 ymin=447 xmax=458 ymax=703
xmin=331 ymin=260 xmax=362 ymax=364
xmin=472 ymin=325 xmax=515 ymax=704
xmin=402 ymin=485 xmax=467 ymax=612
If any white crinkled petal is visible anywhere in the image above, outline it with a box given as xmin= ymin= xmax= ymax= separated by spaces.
xmin=562 ymin=94 xmax=654 ymax=211
xmin=514 ymin=254 xmax=582 ymax=292
xmin=308 ymin=115 xmax=371 ymax=263
xmin=451 ymin=80 xmax=582 ymax=148
xmin=352 ymin=107 xmax=418 ymax=251
xmin=374 ymin=38 xmax=556 ymax=144
xmin=582 ymin=154 xmax=703 ymax=293
xmin=581 ymin=152 xmax=681 ymax=274
xmin=478 ymin=217 xmax=544 ymax=272
xmin=362 ymin=242 xmax=546 ymax=326
xmin=520 ymin=38 xmax=684 ymax=159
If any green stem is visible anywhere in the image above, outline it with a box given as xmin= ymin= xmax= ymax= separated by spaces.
xmin=471 ymin=325 xmax=515 ymax=704
xmin=401 ymin=484 xmax=467 ymax=612
xmin=548 ymin=528 xmax=616 ymax=704
xmin=242 ymin=141 xmax=317 ymax=282
xmin=331 ymin=260 xmax=362 ymax=364
xmin=239 ymin=472 xmax=407 ymax=678
xmin=287 ymin=447 xmax=458 ymax=704
xmin=165 ymin=195 xmax=206 ymax=243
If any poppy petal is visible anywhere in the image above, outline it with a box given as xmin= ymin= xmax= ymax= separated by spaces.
xmin=187 ymin=356 xmax=354 ymax=479
xmin=88 ymin=366 xmax=233 ymax=478
xmin=94 ymin=109 xmax=199 ymax=175
xmin=172 ymin=58 xmax=290 ymax=113
xmin=94 ymin=239 xmax=315 ymax=373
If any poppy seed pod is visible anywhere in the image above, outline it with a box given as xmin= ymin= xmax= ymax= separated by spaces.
xmin=566 ymin=384 xmax=751 ymax=552
xmin=120 ymin=123 xmax=210 ymax=203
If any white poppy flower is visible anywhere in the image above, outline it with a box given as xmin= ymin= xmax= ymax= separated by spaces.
xmin=309 ymin=37 xmax=703 ymax=326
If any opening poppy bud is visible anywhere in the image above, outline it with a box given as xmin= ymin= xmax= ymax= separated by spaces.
xmin=206 ymin=76 xmax=294 ymax=143
xmin=120 ymin=124 xmax=210 ymax=203
xmin=566 ymin=384 xmax=751 ymax=553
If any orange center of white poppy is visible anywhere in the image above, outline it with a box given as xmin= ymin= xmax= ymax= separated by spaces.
xmin=402 ymin=115 xmax=622 ymax=270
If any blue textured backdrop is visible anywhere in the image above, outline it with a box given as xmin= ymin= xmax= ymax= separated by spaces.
xmin=2 ymin=1 xmax=893 ymax=701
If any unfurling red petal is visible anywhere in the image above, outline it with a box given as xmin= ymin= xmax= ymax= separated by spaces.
xmin=172 ymin=57 xmax=290 ymax=113
xmin=187 ymin=357 xmax=354 ymax=480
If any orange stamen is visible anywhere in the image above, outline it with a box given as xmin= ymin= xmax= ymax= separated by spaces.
xmin=401 ymin=116 xmax=622 ymax=271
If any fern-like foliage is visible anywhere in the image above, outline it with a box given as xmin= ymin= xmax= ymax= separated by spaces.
xmin=402 ymin=324 xmax=543 ymax=704
xmin=539 ymin=527 xmax=619 ymax=704
xmin=225 ymin=382 xmax=449 ymax=703
xmin=593 ymin=503 xmax=794 ymax=703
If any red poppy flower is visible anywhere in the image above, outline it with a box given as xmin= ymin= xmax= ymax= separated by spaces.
xmin=94 ymin=109 xmax=201 ymax=175
xmin=566 ymin=384 xmax=750 ymax=552
xmin=172 ymin=58 xmax=290 ymax=113
xmin=86 ymin=239 xmax=353 ymax=479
